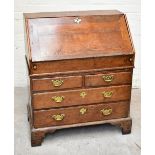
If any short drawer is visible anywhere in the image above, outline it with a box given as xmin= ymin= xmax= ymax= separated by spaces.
xmin=32 ymin=85 xmax=131 ymax=110
xmin=32 ymin=75 xmax=82 ymax=91
xmin=33 ymin=101 xmax=129 ymax=128
xmin=85 ymin=71 xmax=132 ymax=87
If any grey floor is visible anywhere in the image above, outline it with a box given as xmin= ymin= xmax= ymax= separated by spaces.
xmin=15 ymin=87 xmax=141 ymax=155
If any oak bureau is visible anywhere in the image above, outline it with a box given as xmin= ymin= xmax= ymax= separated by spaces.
xmin=24 ymin=10 xmax=135 ymax=146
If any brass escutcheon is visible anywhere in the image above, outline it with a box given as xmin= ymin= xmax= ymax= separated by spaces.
xmin=102 ymin=91 xmax=113 ymax=98
xmin=52 ymin=79 xmax=64 ymax=87
xmin=74 ymin=17 xmax=82 ymax=24
xmin=80 ymin=92 xmax=87 ymax=98
xmin=101 ymin=108 xmax=112 ymax=116
xmin=52 ymin=114 xmax=65 ymax=121
xmin=52 ymin=96 xmax=64 ymax=103
xmin=102 ymin=75 xmax=114 ymax=82
xmin=80 ymin=108 xmax=87 ymax=115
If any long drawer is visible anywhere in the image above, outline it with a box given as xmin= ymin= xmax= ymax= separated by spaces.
xmin=33 ymin=101 xmax=129 ymax=128
xmin=32 ymin=85 xmax=131 ymax=110
xmin=30 ymin=55 xmax=134 ymax=75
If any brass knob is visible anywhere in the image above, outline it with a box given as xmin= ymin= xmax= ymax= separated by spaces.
xmin=33 ymin=65 xmax=37 ymax=70
xmin=102 ymin=91 xmax=113 ymax=98
xmin=129 ymin=58 xmax=133 ymax=62
xmin=102 ymin=75 xmax=114 ymax=82
xmin=80 ymin=108 xmax=87 ymax=115
xmin=101 ymin=108 xmax=112 ymax=116
xmin=52 ymin=114 xmax=65 ymax=121
xmin=52 ymin=96 xmax=64 ymax=103
xmin=74 ymin=17 xmax=81 ymax=24
xmin=52 ymin=79 xmax=64 ymax=87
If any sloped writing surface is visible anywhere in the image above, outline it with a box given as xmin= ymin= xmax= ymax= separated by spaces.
xmin=26 ymin=12 xmax=134 ymax=62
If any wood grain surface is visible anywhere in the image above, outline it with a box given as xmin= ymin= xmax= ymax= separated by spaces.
xmin=30 ymin=55 xmax=134 ymax=75
xmin=32 ymin=85 xmax=131 ymax=109
xmin=32 ymin=75 xmax=82 ymax=91
xmin=33 ymin=101 xmax=129 ymax=128
xmin=26 ymin=13 xmax=134 ymax=62
xmin=85 ymin=71 xmax=132 ymax=87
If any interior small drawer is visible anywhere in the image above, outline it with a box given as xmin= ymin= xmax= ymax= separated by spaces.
xmin=85 ymin=71 xmax=132 ymax=87
xmin=32 ymin=75 xmax=82 ymax=91
xmin=33 ymin=101 xmax=129 ymax=128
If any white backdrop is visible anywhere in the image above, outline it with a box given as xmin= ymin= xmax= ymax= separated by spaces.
xmin=14 ymin=0 xmax=141 ymax=88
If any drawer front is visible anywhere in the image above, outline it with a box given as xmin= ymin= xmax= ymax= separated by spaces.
xmin=32 ymin=85 xmax=131 ymax=110
xmin=32 ymin=76 xmax=82 ymax=91
xmin=85 ymin=71 xmax=132 ymax=87
xmin=34 ymin=101 xmax=129 ymax=128
xmin=30 ymin=55 xmax=134 ymax=75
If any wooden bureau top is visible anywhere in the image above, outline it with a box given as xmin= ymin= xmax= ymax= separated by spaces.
xmin=24 ymin=10 xmax=123 ymax=18
xmin=24 ymin=10 xmax=134 ymax=62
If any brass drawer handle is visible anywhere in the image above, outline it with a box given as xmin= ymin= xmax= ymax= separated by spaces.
xmin=101 ymin=108 xmax=112 ymax=116
xmin=80 ymin=108 xmax=87 ymax=115
xmin=52 ymin=79 xmax=64 ymax=87
xmin=52 ymin=96 xmax=64 ymax=103
xmin=74 ymin=17 xmax=81 ymax=24
xmin=102 ymin=75 xmax=113 ymax=82
xmin=102 ymin=91 xmax=113 ymax=98
xmin=52 ymin=114 xmax=65 ymax=121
